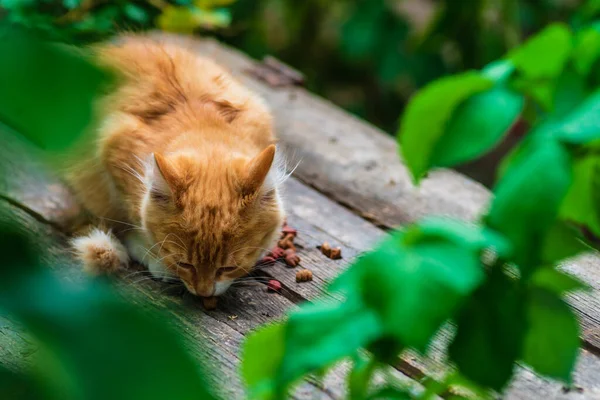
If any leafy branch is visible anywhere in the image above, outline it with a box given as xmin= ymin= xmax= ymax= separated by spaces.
xmin=241 ymin=21 xmax=600 ymax=399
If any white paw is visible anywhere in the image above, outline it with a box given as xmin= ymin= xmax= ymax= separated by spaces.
xmin=72 ymin=229 xmax=129 ymax=275
xmin=123 ymin=231 xmax=153 ymax=266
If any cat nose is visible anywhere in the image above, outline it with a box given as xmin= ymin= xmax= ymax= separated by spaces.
xmin=196 ymin=283 xmax=215 ymax=297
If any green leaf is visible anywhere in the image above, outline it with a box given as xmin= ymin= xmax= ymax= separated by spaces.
xmin=348 ymin=353 xmax=377 ymax=400
xmin=522 ymin=288 xmax=580 ymax=382
xmin=431 ymin=87 xmax=524 ymax=168
xmin=572 ymin=24 xmax=600 ymax=76
xmin=555 ymin=90 xmax=600 ymax=145
xmin=367 ymin=386 xmax=411 ymax=399
xmin=241 ymin=322 xmax=286 ymax=400
xmin=0 ymin=228 xmax=217 ymax=400
xmin=407 ymin=216 xmax=512 ymax=258
xmin=449 ymin=269 xmax=525 ymax=391
xmin=335 ymin=225 xmax=486 ymax=352
xmin=157 ymin=5 xmax=231 ymax=33
xmin=278 ymin=299 xmax=381 ymax=394
xmin=0 ymin=27 xmax=112 ymax=151
xmin=530 ymin=268 xmax=588 ymax=295
xmin=486 ymin=140 xmax=573 ymax=272
xmin=560 ymin=155 xmax=600 ymax=236
xmin=509 ymin=23 xmax=572 ymax=79
xmin=540 ymin=221 xmax=590 ymax=265
xmin=399 ymin=72 xmax=493 ymax=182
xmin=124 ymin=3 xmax=150 ymax=24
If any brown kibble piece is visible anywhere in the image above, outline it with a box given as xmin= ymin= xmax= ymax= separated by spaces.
xmin=296 ymin=269 xmax=313 ymax=282
xmin=319 ymin=242 xmax=331 ymax=257
xmin=284 ymin=252 xmax=301 ymax=267
xmin=329 ymin=247 xmax=342 ymax=260
xmin=319 ymin=242 xmax=342 ymax=260
xmin=269 ymin=246 xmax=286 ymax=259
xmin=281 ymin=225 xmax=297 ymax=237
xmin=278 ymin=235 xmax=296 ymax=251
xmin=267 ymin=279 xmax=282 ymax=292
xmin=202 ymin=296 xmax=218 ymax=310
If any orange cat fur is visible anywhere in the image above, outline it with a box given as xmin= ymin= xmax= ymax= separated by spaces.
xmin=66 ymin=35 xmax=286 ymax=297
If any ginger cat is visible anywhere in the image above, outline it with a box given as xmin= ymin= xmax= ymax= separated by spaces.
xmin=66 ymin=35 xmax=286 ymax=297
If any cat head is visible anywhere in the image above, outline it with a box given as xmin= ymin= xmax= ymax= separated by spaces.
xmin=141 ymin=144 xmax=285 ymax=297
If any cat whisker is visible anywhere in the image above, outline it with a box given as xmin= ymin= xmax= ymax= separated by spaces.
xmin=100 ymin=217 xmax=144 ymax=230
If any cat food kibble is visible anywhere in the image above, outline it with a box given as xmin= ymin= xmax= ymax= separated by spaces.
xmin=329 ymin=247 xmax=342 ymax=260
xmin=202 ymin=296 xmax=218 ymax=310
xmin=278 ymin=234 xmax=296 ymax=251
xmin=284 ymin=249 xmax=301 ymax=267
xmin=267 ymin=279 xmax=282 ymax=292
xmin=295 ymin=269 xmax=313 ymax=282
xmin=319 ymin=242 xmax=342 ymax=260
xmin=281 ymin=225 xmax=297 ymax=237
xmin=269 ymin=246 xmax=286 ymax=259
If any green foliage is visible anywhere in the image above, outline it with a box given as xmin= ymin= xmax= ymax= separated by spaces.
xmin=0 ymin=28 xmax=219 ymax=399
xmin=0 ymin=26 xmax=111 ymax=150
xmin=0 ymin=226 xmax=217 ymax=400
xmin=244 ymin=19 xmax=598 ymax=400
xmin=522 ymin=288 xmax=580 ymax=382
xmin=0 ymin=0 xmax=235 ymax=43
xmin=398 ymin=72 xmax=493 ymax=182
xmin=486 ymin=140 xmax=572 ymax=272
xmin=449 ymin=269 xmax=525 ymax=391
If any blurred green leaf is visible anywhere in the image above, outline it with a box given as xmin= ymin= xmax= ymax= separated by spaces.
xmin=124 ymin=3 xmax=150 ymax=24
xmin=522 ymin=288 xmax=580 ymax=382
xmin=431 ymin=86 xmax=524 ymax=168
xmin=572 ymin=23 xmax=600 ymax=76
xmin=509 ymin=23 xmax=572 ymax=79
xmin=277 ymin=299 xmax=381 ymax=396
xmin=486 ymin=141 xmax=572 ymax=271
xmin=348 ymin=353 xmax=377 ymax=400
xmin=541 ymin=221 xmax=591 ymax=265
xmin=555 ymin=90 xmax=600 ymax=145
xmin=508 ymin=23 xmax=572 ymax=110
xmin=398 ymin=72 xmax=493 ymax=182
xmin=157 ymin=5 xmax=231 ymax=33
xmin=367 ymin=386 xmax=411 ymax=399
xmin=449 ymin=269 xmax=525 ymax=391
xmin=0 ymin=227 xmax=217 ymax=400
xmin=530 ymin=268 xmax=588 ymax=295
xmin=560 ymin=154 xmax=600 ymax=236
xmin=0 ymin=27 xmax=112 ymax=151
xmin=333 ymin=221 xmax=487 ymax=352
xmin=241 ymin=322 xmax=286 ymax=400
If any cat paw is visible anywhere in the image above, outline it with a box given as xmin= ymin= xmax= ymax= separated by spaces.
xmin=72 ymin=229 xmax=129 ymax=275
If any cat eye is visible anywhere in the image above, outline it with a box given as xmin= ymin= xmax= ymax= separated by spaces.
xmin=177 ymin=262 xmax=194 ymax=270
xmin=217 ymin=266 xmax=237 ymax=276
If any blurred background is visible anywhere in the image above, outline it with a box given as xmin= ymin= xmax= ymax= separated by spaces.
xmin=1 ymin=0 xmax=596 ymax=185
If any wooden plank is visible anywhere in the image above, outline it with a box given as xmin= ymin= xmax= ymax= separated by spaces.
xmin=179 ymin=36 xmax=600 ymax=353
xmin=0 ymin=132 xmax=419 ymax=398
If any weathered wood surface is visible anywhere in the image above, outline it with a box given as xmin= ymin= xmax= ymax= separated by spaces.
xmin=1 ymin=35 xmax=600 ymax=399
xmin=1 ymin=129 xmax=600 ymax=400
xmin=0 ymin=132 xmax=419 ymax=399
xmin=181 ymin=37 xmax=600 ymax=352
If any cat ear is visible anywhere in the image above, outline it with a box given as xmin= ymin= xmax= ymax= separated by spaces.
xmin=241 ymin=145 xmax=276 ymax=195
xmin=151 ymin=153 xmax=180 ymax=203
